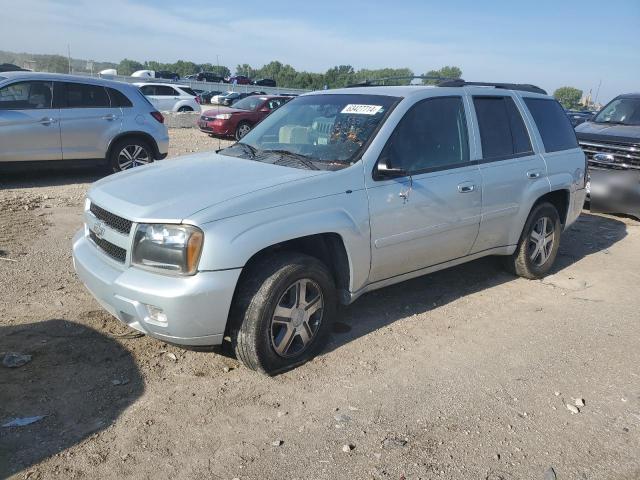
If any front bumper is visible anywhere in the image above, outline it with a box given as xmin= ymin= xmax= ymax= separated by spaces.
xmin=587 ymin=167 xmax=640 ymax=219
xmin=72 ymin=230 xmax=241 ymax=346
xmin=198 ymin=119 xmax=233 ymax=136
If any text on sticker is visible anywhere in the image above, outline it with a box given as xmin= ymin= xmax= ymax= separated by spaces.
xmin=341 ymin=104 xmax=383 ymax=115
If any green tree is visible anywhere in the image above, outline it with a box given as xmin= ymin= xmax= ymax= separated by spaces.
xmin=422 ymin=66 xmax=462 ymax=84
xmin=553 ymin=86 xmax=583 ymax=110
xmin=36 ymin=55 xmax=69 ymax=73
xmin=235 ymin=63 xmax=257 ymax=78
xmin=118 ymin=58 xmax=145 ymax=75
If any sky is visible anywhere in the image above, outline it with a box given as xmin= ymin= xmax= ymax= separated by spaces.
xmin=1 ymin=0 xmax=638 ymax=103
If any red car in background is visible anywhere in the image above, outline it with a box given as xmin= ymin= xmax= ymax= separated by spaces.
xmin=199 ymin=95 xmax=291 ymax=140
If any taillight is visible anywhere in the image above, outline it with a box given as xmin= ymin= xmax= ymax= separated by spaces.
xmin=150 ymin=111 xmax=164 ymax=124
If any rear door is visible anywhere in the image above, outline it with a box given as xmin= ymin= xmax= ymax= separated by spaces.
xmin=366 ymin=95 xmax=482 ymax=281
xmin=469 ymin=94 xmax=549 ymax=253
xmin=56 ymin=81 xmax=122 ymax=160
xmin=0 ymin=80 xmax=61 ymax=162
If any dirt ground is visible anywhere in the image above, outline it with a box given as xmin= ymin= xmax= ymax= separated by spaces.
xmin=1 ymin=128 xmax=639 ymax=480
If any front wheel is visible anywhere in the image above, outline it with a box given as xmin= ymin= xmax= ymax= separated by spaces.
xmin=109 ymin=138 xmax=154 ymax=173
xmin=229 ymin=253 xmax=336 ymax=374
xmin=235 ymin=122 xmax=251 ymax=140
xmin=503 ymin=202 xmax=561 ymax=279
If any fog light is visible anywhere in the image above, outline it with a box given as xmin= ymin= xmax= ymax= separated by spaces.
xmin=145 ymin=304 xmax=167 ymax=324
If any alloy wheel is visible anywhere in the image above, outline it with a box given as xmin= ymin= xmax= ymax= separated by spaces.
xmin=528 ymin=216 xmax=555 ymax=267
xmin=118 ymin=145 xmax=150 ymax=170
xmin=270 ymin=279 xmax=324 ymax=358
xmin=237 ymin=124 xmax=251 ymax=139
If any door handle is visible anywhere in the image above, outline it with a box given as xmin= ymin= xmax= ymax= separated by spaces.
xmin=39 ymin=117 xmax=57 ymax=125
xmin=457 ymin=183 xmax=475 ymax=193
xmin=527 ymin=170 xmax=542 ymax=179
xmin=102 ymin=114 xmax=117 ymax=121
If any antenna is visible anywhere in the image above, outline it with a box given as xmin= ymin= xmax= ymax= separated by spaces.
xmin=594 ymin=79 xmax=602 ymax=107
xmin=67 ymin=44 xmax=72 ymax=74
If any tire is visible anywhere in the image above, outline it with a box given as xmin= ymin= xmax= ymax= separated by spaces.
xmin=178 ymin=106 xmax=193 ymax=112
xmin=235 ymin=122 xmax=252 ymax=140
xmin=108 ymin=138 xmax=154 ymax=173
xmin=229 ymin=253 xmax=337 ymax=374
xmin=503 ymin=202 xmax=562 ymax=279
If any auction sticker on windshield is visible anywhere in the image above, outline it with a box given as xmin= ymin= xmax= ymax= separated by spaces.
xmin=341 ymin=104 xmax=383 ymax=115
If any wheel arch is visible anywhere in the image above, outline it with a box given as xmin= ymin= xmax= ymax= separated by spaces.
xmin=533 ymin=189 xmax=570 ymax=226
xmin=106 ymin=131 xmax=162 ymax=162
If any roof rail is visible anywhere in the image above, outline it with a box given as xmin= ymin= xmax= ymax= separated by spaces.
xmin=344 ymin=76 xmax=547 ymax=95
xmin=437 ymin=80 xmax=547 ymax=95
xmin=345 ymin=75 xmax=458 ymax=88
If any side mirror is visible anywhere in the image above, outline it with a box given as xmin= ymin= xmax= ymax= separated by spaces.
xmin=376 ymin=156 xmax=407 ymax=178
xmin=259 ymin=107 xmax=270 ymax=113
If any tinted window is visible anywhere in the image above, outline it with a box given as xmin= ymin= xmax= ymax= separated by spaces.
xmin=179 ymin=87 xmax=197 ymax=96
xmin=523 ymin=98 xmax=578 ymax=152
xmin=474 ymin=96 xmax=532 ymax=159
xmin=155 ymin=86 xmax=177 ymax=96
xmin=107 ymin=87 xmax=132 ymax=107
xmin=140 ymin=85 xmax=156 ymax=95
xmin=59 ymin=82 xmax=110 ymax=108
xmin=0 ymin=81 xmax=53 ymax=110
xmin=380 ymin=96 xmax=469 ymax=173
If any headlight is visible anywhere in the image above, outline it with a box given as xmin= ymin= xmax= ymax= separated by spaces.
xmin=215 ymin=113 xmax=232 ymax=120
xmin=132 ymin=224 xmax=204 ymax=276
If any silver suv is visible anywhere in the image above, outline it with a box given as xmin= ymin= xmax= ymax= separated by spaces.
xmin=0 ymin=72 xmax=169 ymax=172
xmin=73 ymin=81 xmax=587 ymax=374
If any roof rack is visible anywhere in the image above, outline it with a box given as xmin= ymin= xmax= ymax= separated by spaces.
xmin=437 ymin=80 xmax=547 ymax=95
xmin=345 ymin=76 xmax=547 ymax=95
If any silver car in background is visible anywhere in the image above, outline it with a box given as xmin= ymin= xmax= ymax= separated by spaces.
xmin=0 ymin=72 xmax=169 ymax=172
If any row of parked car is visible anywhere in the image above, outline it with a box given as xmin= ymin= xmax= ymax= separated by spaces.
xmin=128 ymin=70 xmax=276 ymax=86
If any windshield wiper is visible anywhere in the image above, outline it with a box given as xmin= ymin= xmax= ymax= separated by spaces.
xmin=262 ymin=149 xmax=320 ymax=170
xmin=232 ymin=142 xmax=257 ymax=158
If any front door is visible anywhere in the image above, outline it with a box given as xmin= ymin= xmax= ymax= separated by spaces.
xmin=0 ymin=80 xmax=61 ymax=162
xmin=366 ymin=96 xmax=482 ymax=282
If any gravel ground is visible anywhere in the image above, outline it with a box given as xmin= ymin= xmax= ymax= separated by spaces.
xmin=1 ymin=129 xmax=639 ymax=480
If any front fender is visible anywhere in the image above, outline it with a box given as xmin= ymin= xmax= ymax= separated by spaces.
xmin=196 ymin=190 xmax=372 ymax=292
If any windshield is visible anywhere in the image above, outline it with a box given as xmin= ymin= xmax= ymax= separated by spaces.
xmin=219 ymin=93 xmax=399 ymax=170
xmin=233 ymin=96 xmax=264 ymax=111
xmin=594 ymin=97 xmax=640 ymax=126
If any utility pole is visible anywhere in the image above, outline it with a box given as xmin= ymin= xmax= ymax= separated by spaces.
xmin=594 ymin=79 xmax=602 ymax=107
xmin=67 ymin=44 xmax=72 ymax=74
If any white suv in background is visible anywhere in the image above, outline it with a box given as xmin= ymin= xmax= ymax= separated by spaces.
xmin=135 ymin=83 xmax=200 ymax=112
xmin=0 ymin=72 xmax=169 ymax=172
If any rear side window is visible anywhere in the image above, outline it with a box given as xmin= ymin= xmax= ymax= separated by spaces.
xmin=380 ymin=96 xmax=469 ymax=173
xmin=523 ymin=98 xmax=578 ymax=152
xmin=140 ymin=85 xmax=156 ymax=95
xmin=473 ymin=96 xmax=533 ymax=160
xmin=106 ymin=87 xmax=132 ymax=107
xmin=155 ymin=85 xmax=177 ymax=96
xmin=58 ymin=82 xmax=110 ymax=108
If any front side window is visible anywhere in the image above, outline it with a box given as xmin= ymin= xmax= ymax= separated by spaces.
xmin=379 ymin=96 xmax=470 ymax=173
xmin=594 ymin=97 xmax=640 ymax=126
xmin=219 ymin=94 xmax=399 ymax=170
xmin=0 ymin=81 xmax=53 ymax=110
xmin=523 ymin=98 xmax=578 ymax=153
xmin=474 ymin=96 xmax=533 ymax=160
xmin=58 ymin=82 xmax=110 ymax=108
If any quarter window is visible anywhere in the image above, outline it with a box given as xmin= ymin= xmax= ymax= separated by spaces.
xmin=58 ymin=82 xmax=110 ymax=108
xmin=0 ymin=81 xmax=53 ymax=110
xmin=106 ymin=87 xmax=133 ymax=107
xmin=473 ymin=96 xmax=533 ymax=160
xmin=380 ymin=96 xmax=470 ymax=173
xmin=523 ymin=97 xmax=578 ymax=152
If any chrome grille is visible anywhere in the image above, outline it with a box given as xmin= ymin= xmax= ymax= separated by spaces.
xmin=89 ymin=203 xmax=133 ymax=234
xmin=89 ymin=231 xmax=127 ymax=263
xmin=579 ymin=140 xmax=640 ymax=170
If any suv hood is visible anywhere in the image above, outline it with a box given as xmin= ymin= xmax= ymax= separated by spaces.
xmin=575 ymin=121 xmax=640 ymax=144
xmin=88 ymin=153 xmax=326 ymax=223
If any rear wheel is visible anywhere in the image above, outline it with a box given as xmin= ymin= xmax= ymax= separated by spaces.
xmin=503 ymin=202 xmax=561 ymax=279
xmin=229 ymin=253 xmax=336 ymax=374
xmin=108 ymin=138 xmax=154 ymax=173
xmin=235 ymin=122 xmax=252 ymax=140
xmin=178 ymin=106 xmax=193 ymax=112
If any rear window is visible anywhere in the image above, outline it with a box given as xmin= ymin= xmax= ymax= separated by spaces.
xmin=106 ymin=87 xmax=132 ymax=107
xmin=473 ymin=96 xmax=533 ymax=160
xmin=523 ymin=98 xmax=578 ymax=152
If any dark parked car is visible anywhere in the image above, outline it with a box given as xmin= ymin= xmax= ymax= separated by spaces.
xmin=196 ymin=90 xmax=221 ymax=104
xmin=0 ymin=63 xmax=29 ymax=73
xmin=575 ymin=93 xmax=640 ymax=218
xmin=252 ymin=78 xmax=276 ymax=87
xmin=566 ymin=110 xmax=595 ymax=127
xmin=155 ymin=71 xmax=180 ymax=81
xmin=199 ymin=95 xmax=290 ymax=140
xmin=196 ymin=72 xmax=225 ymax=83
xmin=226 ymin=75 xmax=251 ymax=85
